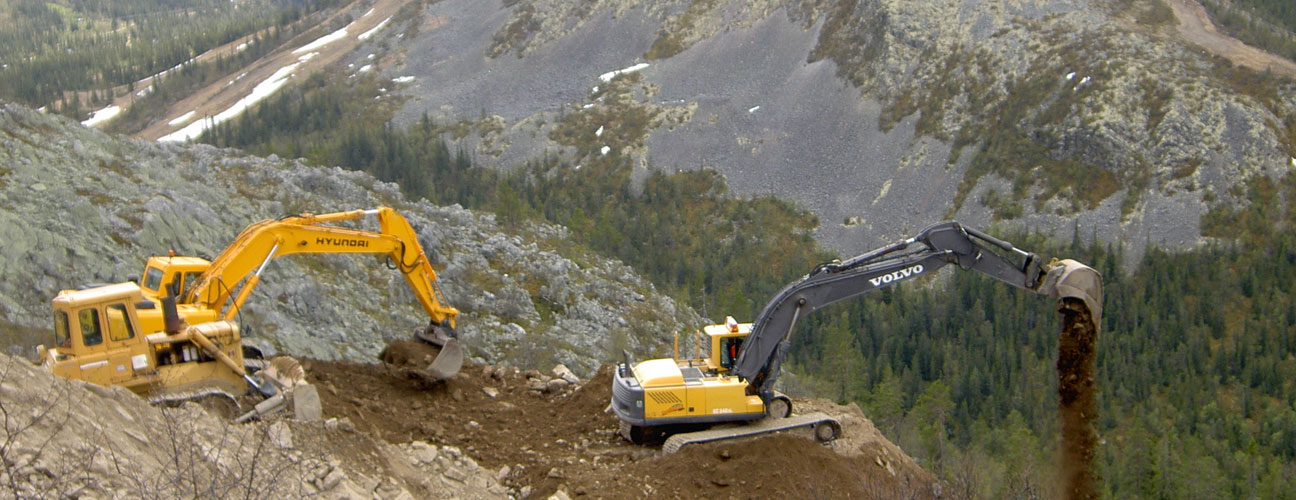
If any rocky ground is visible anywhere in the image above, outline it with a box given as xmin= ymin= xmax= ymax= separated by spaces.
xmin=0 ymin=101 xmax=940 ymax=498
xmin=1 ymin=348 xmax=938 ymax=499
xmin=0 ymin=102 xmax=699 ymax=373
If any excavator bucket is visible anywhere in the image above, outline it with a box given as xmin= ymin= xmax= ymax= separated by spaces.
xmin=422 ymin=338 xmax=463 ymax=380
xmin=379 ymin=323 xmax=463 ymax=384
xmin=1041 ymin=259 xmax=1103 ymax=325
xmin=414 ymin=321 xmax=463 ymax=379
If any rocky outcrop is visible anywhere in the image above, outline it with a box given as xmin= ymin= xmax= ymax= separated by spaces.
xmin=0 ymin=103 xmax=701 ymax=374
xmin=0 ymin=352 xmax=507 ymax=499
xmin=386 ymin=0 xmax=1296 ymax=257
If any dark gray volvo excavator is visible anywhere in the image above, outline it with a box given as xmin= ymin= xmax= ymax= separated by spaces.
xmin=611 ymin=221 xmax=1103 ymax=452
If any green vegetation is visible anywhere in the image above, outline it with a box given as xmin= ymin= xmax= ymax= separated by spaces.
xmin=806 ymin=0 xmax=885 ymax=89
xmin=1202 ymin=0 xmax=1296 ymax=62
xmin=203 ymin=71 xmax=829 ymax=317
xmin=790 ymin=220 xmax=1296 ymax=497
xmin=645 ymin=0 xmax=720 ymax=61
xmin=488 ymin=2 xmax=539 ymax=58
xmin=0 ymin=0 xmax=341 ymax=121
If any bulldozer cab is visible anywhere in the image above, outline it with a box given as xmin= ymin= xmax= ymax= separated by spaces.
xmin=47 ymin=283 xmax=151 ymax=387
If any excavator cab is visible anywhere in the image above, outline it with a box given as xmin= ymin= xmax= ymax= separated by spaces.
xmin=139 ymin=255 xmax=212 ymax=303
xmin=705 ymin=316 xmax=750 ymax=373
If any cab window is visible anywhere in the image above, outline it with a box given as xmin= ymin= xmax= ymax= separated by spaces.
xmin=106 ymin=304 xmax=135 ymax=342
xmin=53 ymin=311 xmax=70 ymax=347
xmin=143 ymin=267 xmax=164 ymax=292
xmin=78 ymin=309 xmax=103 ymax=347
xmin=720 ymin=337 xmax=743 ymax=369
xmin=180 ymin=272 xmax=203 ymax=298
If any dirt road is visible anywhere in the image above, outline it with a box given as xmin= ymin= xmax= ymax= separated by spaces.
xmin=1166 ymin=0 xmax=1296 ymax=78
xmin=134 ymin=0 xmax=411 ymax=141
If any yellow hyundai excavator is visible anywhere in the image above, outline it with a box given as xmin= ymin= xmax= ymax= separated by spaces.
xmin=612 ymin=221 xmax=1103 ymax=452
xmin=39 ymin=207 xmax=462 ymax=415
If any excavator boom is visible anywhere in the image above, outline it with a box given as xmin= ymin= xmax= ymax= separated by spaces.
xmin=184 ymin=207 xmax=457 ymax=331
xmin=735 ymin=221 xmax=1102 ymax=396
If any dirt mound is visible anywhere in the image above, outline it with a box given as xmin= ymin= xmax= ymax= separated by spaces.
xmin=307 ymin=357 xmax=938 ymax=499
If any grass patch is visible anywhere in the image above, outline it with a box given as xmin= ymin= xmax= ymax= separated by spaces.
xmin=808 ymin=0 xmax=884 ymax=88
xmin=489 ymin=3 xmax=540 ymax=58
xmin=1136 ymin=0 xmax=1176 ymax=27
xmin=645 ymin=0 xmax=720 ymax=60
xmin=1140 ymin=77 xmax=1174 ymax=134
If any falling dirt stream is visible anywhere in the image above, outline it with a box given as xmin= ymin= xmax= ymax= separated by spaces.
xmin=1057 ymin=298 xmax=1099 ymax=500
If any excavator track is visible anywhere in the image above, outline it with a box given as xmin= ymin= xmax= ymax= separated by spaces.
xmin=661 ymin=412 xmax=841 ymax=454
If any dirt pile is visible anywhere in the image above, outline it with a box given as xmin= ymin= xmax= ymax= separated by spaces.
xmin=1057 ymin=298 xmax=1100 ymax=500
xmin=309 ymin=357 xmax=940 ymax=499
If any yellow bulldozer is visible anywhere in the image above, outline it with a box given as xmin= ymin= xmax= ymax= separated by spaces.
xmin=38 ymin=207 xmax=463 ymax=417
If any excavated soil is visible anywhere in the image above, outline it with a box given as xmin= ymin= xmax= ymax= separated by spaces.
xmin=307 ymin=353 xmax=938 ymax=499
xmin=1057 ymin=299 xmax=1100 ymax=500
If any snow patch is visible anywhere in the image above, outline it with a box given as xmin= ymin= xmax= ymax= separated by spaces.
xmin=358 ymin=64 xmax=373 ymax=73
xmin=168 ymin=110 xmax=196 ymax=126
xmin=363 ymin=8 xmax=375 ymax=17
xmin=1065 ymin=71 xmax=1075 ymax=80
xmin=1291 ymin=157 xmax=1295 ymax=168
xmin=598 ymin=63 xmax=649 ymax=82
xmin=748 ymin=105 xmax=760 ymax=113
xmin=595 ymin=125 xmax=604 ymax=137
xmin=359 ymin=17 xmax=391 ymax=41
xmin=159 ymin=62 xmax=300 ymax=142
xmin=600 ymin=146 xmax=611 ymax=155
xmin=80 ymin=105 xmax=120 ymax=127
xmin=392 ymin=76 xmax=415 ymax=83
xmin=235 ymin=42 xmax=248 ymax=52
xmin=1073 ymin=76 xmax=1091 ymax=92
xmin=298 ymin=52 xmax=318 ymax=62
xmin=293 ymin=25 xmax=349 ymax=54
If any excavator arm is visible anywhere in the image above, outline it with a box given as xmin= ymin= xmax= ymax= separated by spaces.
xmin=181 ymin=207 xmax=458 ymax=331
xmin=733 ymin=221 xmax=1103 ymax=397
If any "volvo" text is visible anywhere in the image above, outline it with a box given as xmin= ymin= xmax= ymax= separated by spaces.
xmin=869 ymin=264 xmax=924 ymax=286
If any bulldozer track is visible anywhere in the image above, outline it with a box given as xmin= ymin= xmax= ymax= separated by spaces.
xmin=148 ymin=388 xmax=242 ymax=413
xmin=661 ymin=412 xmax=841 ymax=454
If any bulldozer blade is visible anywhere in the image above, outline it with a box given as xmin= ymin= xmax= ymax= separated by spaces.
xmin=262 ymin=356 xmax=306 ymax=388
xmin=421 ymin=338 xmax=463 ymax=381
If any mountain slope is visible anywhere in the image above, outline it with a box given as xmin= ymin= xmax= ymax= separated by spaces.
xmin=376 ymin=0 xmax=1295 ymax=255
xmin=0 ymin=102 xmax=699 ymax=374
